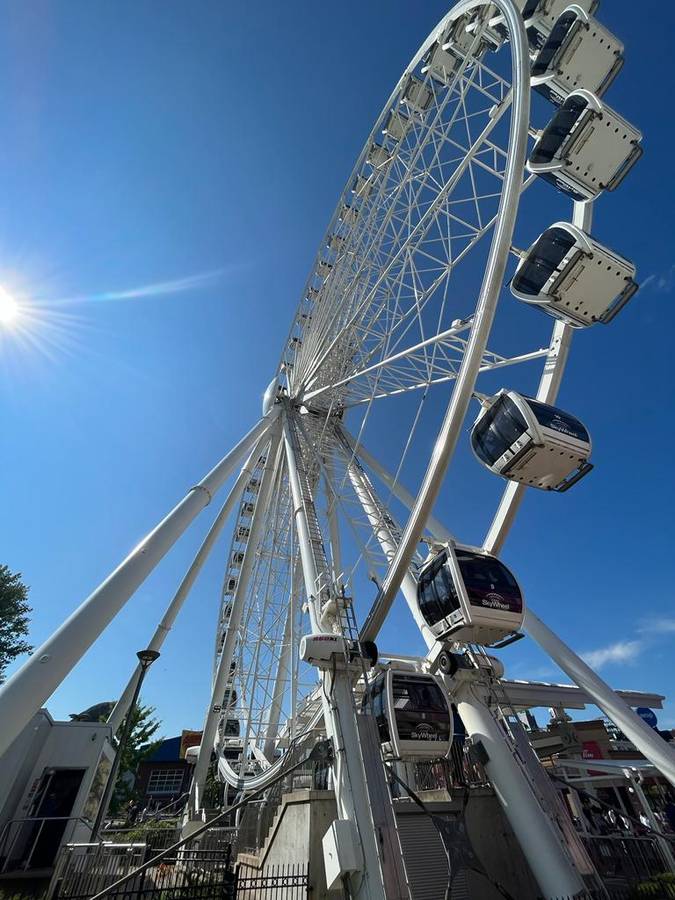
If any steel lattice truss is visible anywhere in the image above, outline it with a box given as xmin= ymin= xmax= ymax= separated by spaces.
xmin=279 ymin=49 xmax=544 ymax=414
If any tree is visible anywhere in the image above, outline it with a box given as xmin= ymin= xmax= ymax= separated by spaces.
xmin=0 ymin=564 xmax=32 ymax=683
xmin=110 ymin=703 xmax=162 ymax=813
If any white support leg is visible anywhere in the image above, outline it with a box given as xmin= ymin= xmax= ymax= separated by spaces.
xmin=455 ymin=681 xmax=585 ymax=898
xmin=189 ymin=426 xmax=282 ymax=814
xmin=282 ymin=411 xmax=390 ymax=900
xmin=107 ymin=431 xmax=270 ymax=736
xmin=0 ymin=413 xmax=276 ymax=759
xmin=525 ymin=609 xmax=675 ymax=787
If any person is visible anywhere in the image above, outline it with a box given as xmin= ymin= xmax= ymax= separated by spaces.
xmin=126 ymin=799 xmax=139 ymax=825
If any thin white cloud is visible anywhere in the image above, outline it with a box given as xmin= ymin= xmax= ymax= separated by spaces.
xmin=35 ymin=268 xmax=231 ymax=308
xmin=582 ymin=639 xmax=644 ymax=669
xmin=641 ymin=265 xmax=675 ymax=294
xmin=638 ymin=617 xmax=675 ymax=635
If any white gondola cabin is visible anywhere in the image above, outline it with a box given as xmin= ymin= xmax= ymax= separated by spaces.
xmin=519 ymin=0 xmax=598 ymax=51
xmin=367 ymin=143 xmax=392 ymax=170
xmin=400 ymin=75 xmax=433 ymax=115
xmin=421 ymin=40 xmax=463 ymax=85
xmin=471 ymin=390 xmax=593 ymax=491
xmin=417 ymin=543 xmax=525 ymax=645
xmin=511 ymin=222 xmax=638 ymax=328
xmin=527 ymin=89 xmax=642 ymax=201
xmin=352 ymin=174 xmax=373 ymax=200
xmin=383 ymin=110 xmax=410 ymax=142
xmin=531 ymin=6 xmax=624 ymax=105
xmin=364 ymin=669 xmax=453 ymax=760
xmin=444 ymin=12 xmax=497 ymax=59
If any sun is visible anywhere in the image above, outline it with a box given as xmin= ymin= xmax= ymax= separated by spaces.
xmin=0 ymin=287 xmax=19 ymax=326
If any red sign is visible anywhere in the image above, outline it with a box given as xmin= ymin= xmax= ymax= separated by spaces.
xmin=581 ymin=740 xmax=604 ymax=776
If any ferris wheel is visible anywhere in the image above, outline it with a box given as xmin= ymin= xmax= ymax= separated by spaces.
xmin=0 ymin=1 xmax=672 ymax=897
xmin=191 ymin=0 xmax=646 ymax=796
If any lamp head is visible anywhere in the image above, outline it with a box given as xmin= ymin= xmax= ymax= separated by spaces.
xmin=136 ymin=649 xmax=161 ymax=667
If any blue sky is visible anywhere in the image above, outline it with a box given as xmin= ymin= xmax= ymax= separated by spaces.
xmin=0 ymin=0 xmax=673 ymax=739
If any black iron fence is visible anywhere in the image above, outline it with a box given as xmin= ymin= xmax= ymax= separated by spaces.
xmin=236 ymin=861 xmax=309 ymax=899
xmin=50 ymin=843 xmax=236 ymax=900
xmin=581 ymin=833 xmax=673 ymax=885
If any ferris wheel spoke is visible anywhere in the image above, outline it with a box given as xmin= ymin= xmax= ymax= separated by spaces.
xmin=294 ymin=57 xmax=512 ymax=383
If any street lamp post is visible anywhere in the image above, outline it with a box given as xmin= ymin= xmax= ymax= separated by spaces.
xmin=92 ymin=649 xmax=160 ymax=840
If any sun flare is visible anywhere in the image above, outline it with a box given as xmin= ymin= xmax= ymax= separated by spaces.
xmin=0 ymin=287 xmax=19 ymax=326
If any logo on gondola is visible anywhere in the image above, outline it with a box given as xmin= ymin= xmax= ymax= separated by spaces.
xmin=411 ymin=723 xmax=439 ymax=741
xmin=482 ymin=592 xmax=509 ymax=610
xmin=550 ymin=416 xmax=577 ymax=439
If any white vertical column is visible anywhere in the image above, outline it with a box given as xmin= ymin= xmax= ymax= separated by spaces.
xmin=0 ymin=413 xmax=275 ymax=759
xmin=282 ymin=411 xmax=389 ymax=900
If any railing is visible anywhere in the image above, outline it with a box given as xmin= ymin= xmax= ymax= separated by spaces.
xmin=49 ymin=841 xmax=236 ymax=900
xmin=0 ymin=816 xmax=91 ymax=873
xmin=581 ymin=833 xmax=673 ymax=884
xmin=236 ymin=861 xmax=309 ymax=898
xmin=402 ymin=738 xmax=489 ymax=795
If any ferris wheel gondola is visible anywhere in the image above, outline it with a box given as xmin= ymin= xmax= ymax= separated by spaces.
xmin=416 ymin=544 xmax=525 ymax=646
xmin=363 ymin=668 xmax=453 ymax=760
xmin=530 ymin=5 xmax=624 ymax=105
xmin=522 ymin=0 xmax=598 ymax=49
xmin=511 ymin=221 xmax=638 ymax=328
xmin=470 ymin=389 xmax=593 ymax=490
xmin=528 ymin=89 xmax=643 ymax=200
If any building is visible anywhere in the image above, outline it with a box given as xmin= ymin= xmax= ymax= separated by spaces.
xmin=0 ymin=709 xmax=114 ymax=878
xmin=135 ymin=730 xmax=202 ymax=811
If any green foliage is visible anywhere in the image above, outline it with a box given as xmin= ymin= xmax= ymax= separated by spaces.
xmin=108 ymin=819 xmax=178 ymax=843
xmin=0 ymin=564 xmax=32 ymax=683
xmin=630 ymin=871 xmax=675 ymax=898
xmin=110 ymin=702 xmax=162 ymax=814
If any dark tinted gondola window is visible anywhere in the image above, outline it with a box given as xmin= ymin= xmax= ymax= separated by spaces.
xmin=526 ymin=398 xmax=589 ymax=442
xmin=522 ymin=0 xmax=541 ymax=18
xmin=513 ymin=227 xmax=576 ymax=296
xmin=366 ymin=674 xmax=390 ymax=743
xmin=392 ymin=676 xmax=451 ymax=744
xmin=471 ymin=395 xmax=528 ymax=465
xmin=531 ymin=11 xmax=576 ymax=76
xmin=417 ymin=551 xmax=460 ymax=628
xmin=456 ymin=550 xmax=522 ymax=614
xmin=530 ymin=96 xmax=587 ymax=165
xmin=224 ymin=718 xmax=240 ymax=737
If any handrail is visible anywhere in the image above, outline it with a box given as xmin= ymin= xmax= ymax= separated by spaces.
xmin=0 ymin=815 xmax=92 ymax=874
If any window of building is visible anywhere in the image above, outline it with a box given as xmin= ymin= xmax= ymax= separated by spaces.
xmin=147 ymin=769 xmax=185 ymax=795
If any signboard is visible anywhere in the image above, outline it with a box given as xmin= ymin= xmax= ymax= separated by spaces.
xmin=581 ymin=740 xmax=604 ymax=776
xmin=636 ymin=707 xmax=658 ymax=729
